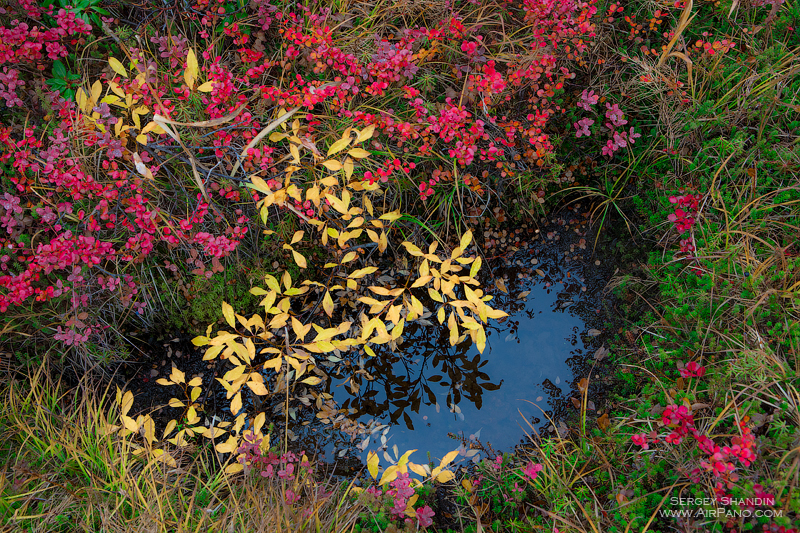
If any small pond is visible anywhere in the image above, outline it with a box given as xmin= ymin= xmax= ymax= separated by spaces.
xmin=295 ymin=205 xmax=616 ymax=463
xmin=124 ymin=204 xmax=617 ymax=468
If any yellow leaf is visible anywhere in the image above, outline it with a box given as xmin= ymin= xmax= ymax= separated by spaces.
xmin=136 ymin=134 xmax=147 ymax=145
xmin=170 ymin=366 xmax=186 ymax=385
xmin=216 ymin=435 xmax=239 ymax=454
xmin=247 ymin=381 xmax=269 ymax=395
xmin=350 ymin=267 xmax=378 ymax=279
xmin=328 ymin=137 xmax=351 ymax=156
xmin=460 ymin=230 xmax=473 ymax=250
xmin=408 ymin=462 xmax=428 ymax=477
xmin=197 ymin=81 xmax=214 ymax=92
xmin=223 ymin=364 xmax=246 ymax=382
xmin=120 ymin=390 xmax=134 ymax=416
xmin=323 ymin=291 xmax=334 ymax=318
xmin=225 ymin=463 xmax=244 ymax=474
xmin=292 ymin=250 xmax=307 ymax=269
xmin=156 ymin=378 xmax=172 ymax=386
xmin=141 ymin=121 xmax=165 ymax=135
xmin=91 ymin=80 xmax=102 ymax=106
xmin=203 ymin=344 xmax=224 ymax=361
xmin=263 ymin=356 xmax=283 ymax=370
xmin=121 ymin=415 xmax=139 ymax=433
xmin=192 ymin=335 xmax=209 ymax=346
xmin=476 ymin=326 xmax=487 ymax=353
xmin=347 ymin=147 xmax=371 ymax=159
xmin=289 ymin=143 xmax=300 ymax=163
xmin=440 ymin=449 xmax=459 ymax=468
xmin=402 ymin=242 xmax=424 ymax=256
xmin=169 ymin=398 xmax=185 ymax=408
xmin=100 ymin=94 xmax=120 ymax=106
xmin=291 ymin=316 xmax=311 ymax=342
xmin=221 ymin=301 xmax=235 ymax=328
xmin=185 ymin=49 xmax=198 ymax=90
xmin=302 ymin=376 xmax=323 ymax=385
xmin=405 ymin=494 xmax=419 ymax=517
xmin=163 ymin=419 xmax=177 ymax=439
xmin=356 ymin=125 xmax=375 ymax=143
xmin=410 ymin=295 xmax=424 ymax=316
xmin=322 ymin=159 xmax=342 ymax=171
xmin=76 ymin=88 xmax=89 ymax=113
xmin=367 ymin=450 xmax=380 ymax=479
xmin=448 ymin=313 xmax=459 ymax=346
xmin=142 ymin=416 xmax=156 ymax=444
xmin=392 ymin=318 xmax=404 ymax=340
xmin=411 ymin=275 xmax=433 ymax=288
xmin=254 ymin=413 xmax=266 ymax=434
xmin=230 ymin=392 xmax=242 ymax=416
xmin=470 ymin=256 xmax=482 ymax=278
xmin=380 ymin=464 xmax=399 ymax=486
xmin=190 ymin=386 xmax=202 ymax=402
xmin=435 ymin=469 xmax=455 ymax=483
xmin=379 ymin=211 xmax=403 ymax=222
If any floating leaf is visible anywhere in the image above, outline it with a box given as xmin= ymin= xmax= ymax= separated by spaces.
xmin=587 ymin=329 xmax=602 ymax=337
xmin=494 ymin=278 xmax=508 ymax=294
xmin=367 ymin=451 xmax=380 ymax=479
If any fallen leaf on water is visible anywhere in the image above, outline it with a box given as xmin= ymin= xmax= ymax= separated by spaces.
xmin=587 ymin=329 xmax=602 ymax=336
xmin=535 ymin=269 xmax=545 ymax=277
xmin=517 ymin=291 xmax=530 ymax=299
xmin=495 ymin=278 xmax=508 ymax=293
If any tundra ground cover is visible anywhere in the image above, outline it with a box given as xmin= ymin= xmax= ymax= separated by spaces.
xmin=1 ymin=0 xmax=799 ymax=530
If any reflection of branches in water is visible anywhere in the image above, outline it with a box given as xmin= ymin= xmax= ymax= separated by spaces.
xmin=330 ymin=320 xmax=501 ymax=430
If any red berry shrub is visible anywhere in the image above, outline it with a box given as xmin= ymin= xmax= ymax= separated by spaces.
xmin=0 ymin=0 xmax=602 ymax=351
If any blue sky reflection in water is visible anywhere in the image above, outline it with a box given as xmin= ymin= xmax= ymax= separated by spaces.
xmin=317 ymin=212 xmax=611 ymax=463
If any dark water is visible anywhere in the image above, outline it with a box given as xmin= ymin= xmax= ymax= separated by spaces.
xmin=304 ymin=209 xmax=615 ymax=463
xmin=124 ymin=207 xmax=615 ymax=468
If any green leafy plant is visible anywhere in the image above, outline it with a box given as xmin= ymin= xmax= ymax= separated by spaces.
xmin=46 ymin=60 xmax=82 ymax=100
